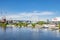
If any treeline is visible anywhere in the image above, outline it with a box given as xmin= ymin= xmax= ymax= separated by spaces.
xmin=0 ymin=21 xmax=60 ymax=29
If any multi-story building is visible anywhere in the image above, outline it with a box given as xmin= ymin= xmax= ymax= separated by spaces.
xmin=51 ymin=17 xmax=60 ymax=25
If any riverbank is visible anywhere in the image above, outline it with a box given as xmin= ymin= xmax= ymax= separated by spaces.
xmin=0 ymin=21 xmax=60 ymax=31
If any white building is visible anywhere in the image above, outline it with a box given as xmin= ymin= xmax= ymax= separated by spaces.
xmin=52 ymin=17 xmax=60 ymax=21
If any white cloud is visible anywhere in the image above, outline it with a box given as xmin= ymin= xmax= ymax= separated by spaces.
xmin=5 ymin=11 xmax=54 ymax=21
xmin=40 ymin=12 xmax=54 ymax=15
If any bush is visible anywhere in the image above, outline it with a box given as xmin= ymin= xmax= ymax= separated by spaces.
xmin=31 ymin=23 xmax=36 ymax=28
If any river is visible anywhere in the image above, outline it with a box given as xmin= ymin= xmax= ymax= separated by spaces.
xmin=0 ymin=27 xmax=60 ymax=40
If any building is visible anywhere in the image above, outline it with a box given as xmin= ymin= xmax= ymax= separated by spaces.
xmin=0 ymin=16 xmax=6 ymax=23
xmin=51 ymin=17 xmax=60 ymax=25
xmin=52 ymin=17 xmax=60 ymax=21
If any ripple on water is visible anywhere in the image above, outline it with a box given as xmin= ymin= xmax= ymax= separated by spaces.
xmin=0 ymin=27 xmax=60 ymax=40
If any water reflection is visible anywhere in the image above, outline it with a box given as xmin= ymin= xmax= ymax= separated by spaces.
xmin=0 ymin=27 xmax=60 ymax=40
xmin=53 ymin=30 xmax=60 ymax=37
xmin=1 ymin=27 xmax=6 ymax=32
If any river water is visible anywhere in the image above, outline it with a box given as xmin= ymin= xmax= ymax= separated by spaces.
xmin=0 ymin=27 xmax=60 ymax=40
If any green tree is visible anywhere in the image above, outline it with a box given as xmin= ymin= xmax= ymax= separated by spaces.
xmin=31 ymin=23 xmax=36 ymax=28
xmin=37 ymin=21 xmax=46 ymax=25
xmin=17 ymin=22 xmax=23 ymax=27
xmin=0 ymin=23 xmax=7 ymax=27
xmin=58 ymin=23 xmax=60 ymax=29
xmin=22 ymin=22 xmax=28 ymax=27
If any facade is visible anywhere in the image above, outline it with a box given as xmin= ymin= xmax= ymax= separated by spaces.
xmin=51 ymin=17 xmax=60 ymax=25
xmin=52 ymin=17 xmax=60 ymax=21
xmin=0 ymin=16 xmax=6 ymax=23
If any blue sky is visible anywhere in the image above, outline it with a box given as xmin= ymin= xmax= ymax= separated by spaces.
xmin=0 ymin=0 xmax=60 ymax=21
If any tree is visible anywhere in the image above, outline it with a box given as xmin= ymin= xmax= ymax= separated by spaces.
xmin=58 ymin=23 xmax=60 ymax=29
xmin=31 ymin=23 xmax=36 ymax=28
xmin=37 ymin=21 xmax=46 ymax=25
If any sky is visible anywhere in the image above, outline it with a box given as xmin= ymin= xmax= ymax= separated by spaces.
xmin=0 ymin=0 xmax=60 ymax=21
